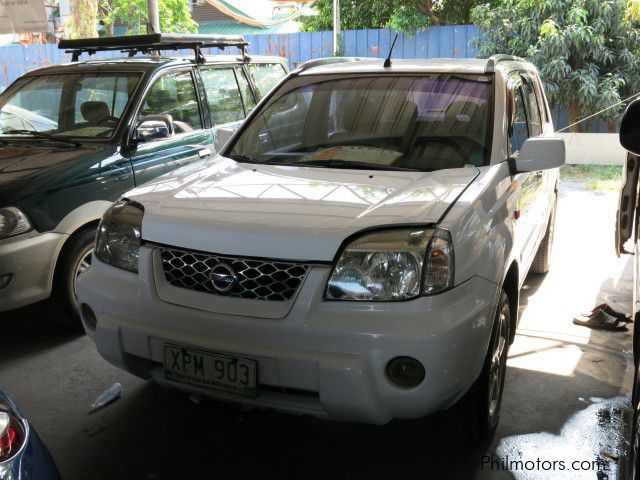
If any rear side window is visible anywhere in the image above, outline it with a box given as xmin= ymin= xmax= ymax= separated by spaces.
xmin=139 ymin=70 xmax=202 ymax=132
xmin=249 ymin=63 xmax=287 ymax=98
xmin=200 ymin=68 xmax=245 ymax=125
xmin=509 ymin=86 xmax=529 ymax=155
xmin=522 ymin=82 xmax=542 ymax=136
xmin=235 ymin=67 xmax=257 ymax=114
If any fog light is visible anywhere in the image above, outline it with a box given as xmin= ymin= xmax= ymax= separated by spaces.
xmin=386 ymin=357 xmax=425 ymax=388
xmin=0 ymin=274 xmax=12 ymax=291
xmin=80 ymin=303 xmax=97 ymax=331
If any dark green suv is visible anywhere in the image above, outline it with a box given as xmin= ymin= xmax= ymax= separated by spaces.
xmin=0 ymin=34 xmax=288 ymax=325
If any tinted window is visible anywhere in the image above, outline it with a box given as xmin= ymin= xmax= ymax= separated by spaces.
xmin=0 ymin=73 xmax=141 ymax=138
xmin=249 ymin=63 xmax=287 ymax=98
xmin=235 ymin=67 xmax=257 ymax=113
xmin=139 ymin=70 xmax=202 ymax=132
xmin=230 ymin=74 xmax=493 ymax=171
xmin=523 ymin=82 xmax=542 ymax=136
xmin=510 ymin=86 xmax=529 ymax=155
xmin=200 ymin=68 xmax=245 ymax=125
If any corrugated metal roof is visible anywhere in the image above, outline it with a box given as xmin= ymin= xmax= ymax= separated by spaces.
xmin=197 ymin=20 xmax=298 ymax=35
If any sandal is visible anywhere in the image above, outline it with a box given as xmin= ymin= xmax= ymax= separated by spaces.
xmin=573 ymin=308 xmax=628 ymax=331
xmin=582 ymin=303 xmax=632 ymax=323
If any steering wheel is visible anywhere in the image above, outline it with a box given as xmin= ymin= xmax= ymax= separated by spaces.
xmin=97 ymin=116 xmax=119 ymax=127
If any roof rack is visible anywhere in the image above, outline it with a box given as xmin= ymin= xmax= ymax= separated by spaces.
xmin=58 ymin=33 xmax=250 ymax=64
xmin=295 ymin=57 xmax=371 ymax=73
xmin=485 ymin=54 xmax=526 ymax=73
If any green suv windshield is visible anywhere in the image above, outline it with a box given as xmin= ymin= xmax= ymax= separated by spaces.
xmin=0 ymin=72 xmax=142 ymax=139
xmin=229 ymin=73 xmax=494 ymax=172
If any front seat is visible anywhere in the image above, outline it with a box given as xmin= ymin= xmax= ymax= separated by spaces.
xmin=80 ymin=101 xmax=110 ymax=125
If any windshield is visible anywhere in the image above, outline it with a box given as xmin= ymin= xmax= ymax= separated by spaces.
xmin=0 ymin=72 xmax=142 ymax=139
xmin=229 ymin=73 xmax=493 ymax=171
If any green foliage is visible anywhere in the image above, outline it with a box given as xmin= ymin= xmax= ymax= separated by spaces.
xmin=300 ymin=0 xmax=493 ymax=33
xmin=472 ymin=0 xmax=640 ymax=126
xmin=101 ymin=0 xmax=197 ymax=35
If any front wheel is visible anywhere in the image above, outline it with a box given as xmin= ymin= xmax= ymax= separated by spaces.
xmin=440 ymin=290 xmax=511 ymax=443
xmin=50 ymin=227 xmax=96 ymax=331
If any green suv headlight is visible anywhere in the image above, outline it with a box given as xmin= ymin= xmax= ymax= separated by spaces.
xmin=0 ymin=207 xmax=33 ymax=239
xmin=325 ymin=227 xmax=454 ymax=301
xmin=95 ymin=199 xmax=144 ymax=273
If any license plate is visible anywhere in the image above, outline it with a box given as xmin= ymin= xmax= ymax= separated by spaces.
xmin=164 ymin=345 xmax=258 ymax=398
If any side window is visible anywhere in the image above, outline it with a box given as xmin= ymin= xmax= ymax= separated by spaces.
xmin=522 ymin=81 xmax=542 ymax=136
xmin=139 ymin=70 xmax=202 ymax=133
xmin=509 ymin=85 xmax=529 ymax=156
xmin=235 ymin=67 xmax=257 ymax=114
xmin=200 ymin=68 xmax=245 ymax=125
xmin=248 ymin=63 xmax=287 ymax=98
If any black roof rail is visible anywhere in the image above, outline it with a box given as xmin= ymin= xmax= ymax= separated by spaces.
xmin=485 ymin=54 xmax=527 ymax=73
xmin=58 ymin=33 xmax=250 ymax=64
xmin=294 ymin=57 xmax=372 ymax=73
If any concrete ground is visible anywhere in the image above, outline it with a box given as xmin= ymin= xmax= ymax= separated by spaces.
xmin=1 ymin=182 xmax=635 ymax=480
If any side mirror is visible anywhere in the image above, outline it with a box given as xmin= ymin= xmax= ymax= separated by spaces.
xmin=135 ymin=114 xmax=174 ymax=142
xmin=213 ymin=125 xmax=238 ymax=152
xmin=620 ymin=99 xmax=640 ymax=155
xmin=513 ymin=137 xmax=565 ymax=173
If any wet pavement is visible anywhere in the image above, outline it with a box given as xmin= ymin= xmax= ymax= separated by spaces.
xmin=0 ymin=182 xmax=634 ymax=480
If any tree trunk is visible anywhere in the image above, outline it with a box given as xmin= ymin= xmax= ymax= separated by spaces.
xmin=568 ymin=100 xmax=583 ymax=133
xmin=68 ymin=0 xmax=99 ymax=38
xmin=416 ymin=0 xmax=441 ymax=25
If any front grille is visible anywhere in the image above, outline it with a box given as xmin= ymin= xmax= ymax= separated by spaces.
xmin=159 ymin=247 xmax=310 ymax=302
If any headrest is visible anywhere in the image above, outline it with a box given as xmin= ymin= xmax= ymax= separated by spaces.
xmin=81 ymin=101 xmax=110 ymax=124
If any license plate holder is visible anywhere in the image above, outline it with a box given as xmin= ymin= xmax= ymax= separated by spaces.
xmin=163 ymin=344 xmax=258 ymax=398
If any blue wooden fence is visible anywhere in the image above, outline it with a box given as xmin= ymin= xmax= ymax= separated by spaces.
xmin=0 ymin=25 xmax=613 ymax=131
xmin=0 ymin=26 xmax=480 ymax=90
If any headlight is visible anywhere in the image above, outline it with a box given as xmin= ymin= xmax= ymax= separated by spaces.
xmin=95 ymin=199 xmax=144 ymax=273
xmin=325 ymin=227 xmax=454 ymax=301
xmin=0 ymin=207 xmax=32 ymax=239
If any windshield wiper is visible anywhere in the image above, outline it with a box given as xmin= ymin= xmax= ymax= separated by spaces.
xmin=228 ymin=154 xmax=261 ymax=164
xmin=292 ymin=159 xmax=418 ymax=171
xmin=0 ymin=130 xmax=81 ymax=147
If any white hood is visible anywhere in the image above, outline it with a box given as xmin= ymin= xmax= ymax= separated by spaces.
xmin=129 ymin=157 xmax=479 ymax=261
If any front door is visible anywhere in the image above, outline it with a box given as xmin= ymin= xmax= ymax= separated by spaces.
xmin=128 ymin=69 xmax=213 ymax=186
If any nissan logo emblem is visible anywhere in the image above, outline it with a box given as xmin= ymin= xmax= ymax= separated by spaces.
xmin=209 ymin=263 xmax=237 ymax=292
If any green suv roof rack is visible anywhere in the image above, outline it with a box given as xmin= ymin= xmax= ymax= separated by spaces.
xmin=59 ymin=33 xmax=249 ymax=64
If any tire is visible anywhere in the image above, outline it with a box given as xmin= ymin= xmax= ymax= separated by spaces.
xmin=531 ymin=195 xmax=557 ymax=274
xmin=50 ymin=227 xmax=96 ymax=330
xmin=440 ymin=291 xmax=511 ymax=444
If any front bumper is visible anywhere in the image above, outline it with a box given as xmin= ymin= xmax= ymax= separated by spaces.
xmin=0 ymin=231 xmax=68 ymax=311
xmin=78 ymin=246 xmax=500 ymax=424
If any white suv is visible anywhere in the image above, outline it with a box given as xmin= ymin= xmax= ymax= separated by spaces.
xmin=77 ymin=55 xmax=564 ymax=442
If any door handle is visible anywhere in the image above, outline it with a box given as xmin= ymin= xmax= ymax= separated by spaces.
xmin=198 ymin=148 xmax=212 ymax=158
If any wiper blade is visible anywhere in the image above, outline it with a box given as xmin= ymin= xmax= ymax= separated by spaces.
xmin=1 ymin=129 xmax=81 ymax=147
xmin=293 ymin=159 xmax=417 ymax=171
xmin=228 ymin=154 xmax=261 ymax=164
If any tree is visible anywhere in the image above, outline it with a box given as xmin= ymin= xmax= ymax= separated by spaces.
xmin=100 ymin=0 xmax=197 ymax=35
xmin=68 ymin=0 xmax=99 ymax=38
xmin=300 ymin=0 xmax=491 ymax=33
xmin=472 ymin=0 xmax=640 ymax=131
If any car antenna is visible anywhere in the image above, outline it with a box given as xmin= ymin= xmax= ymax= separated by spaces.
xmin=383 ymin=34 xmax=399 ymax=68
